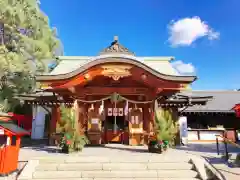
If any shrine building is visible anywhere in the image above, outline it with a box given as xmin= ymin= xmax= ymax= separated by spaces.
xmin=17 ymin=36 xmax=209 ymax=146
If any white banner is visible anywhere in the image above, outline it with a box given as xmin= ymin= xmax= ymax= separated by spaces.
xmin=118 ymin=108 xmax=123 ymax=116
xmin=107 ymin=108 xmax=112 ymax=116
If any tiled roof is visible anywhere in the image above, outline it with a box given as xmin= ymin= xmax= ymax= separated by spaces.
xmin=0 ymin=121 xmax=29 ymax=135
xmin=48 ymin=55 xmax=180 ymax=76
xmin=181 ymin=90 xmax=240 ymax=112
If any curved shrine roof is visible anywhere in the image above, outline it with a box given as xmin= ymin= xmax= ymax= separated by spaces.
xmin=36 ymin=37 xmax=196 ymax=83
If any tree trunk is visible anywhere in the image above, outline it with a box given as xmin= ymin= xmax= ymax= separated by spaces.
xmin=0 ymin=23 xmax=4 ymax=45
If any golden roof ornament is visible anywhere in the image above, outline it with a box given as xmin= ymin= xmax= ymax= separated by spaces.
xmin=100 ymin=36 xmax=135 ymax=56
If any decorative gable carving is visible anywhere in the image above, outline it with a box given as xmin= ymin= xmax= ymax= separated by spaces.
xmin=100 ymin=36 xmax=135 ymax=56
xmin=101 ymin=64 xmax=132 ymax=81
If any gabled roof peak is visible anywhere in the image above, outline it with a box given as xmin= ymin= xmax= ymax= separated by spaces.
xmin=100 ymin=36 xmax=135 ymax=56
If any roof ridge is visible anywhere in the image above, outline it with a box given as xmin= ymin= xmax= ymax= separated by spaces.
xmin=56 ymin=56 xmax=92 ymax=60
xmin=187 ymin=90 xmax=240 ymax=92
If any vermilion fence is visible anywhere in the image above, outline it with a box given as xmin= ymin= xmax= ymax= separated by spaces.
xmin=0 ymin=146 xmax=18 ymax=175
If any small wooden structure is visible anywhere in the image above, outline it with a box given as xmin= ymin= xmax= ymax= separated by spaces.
xmin=0 ymin=121 xmax=29 ymax=176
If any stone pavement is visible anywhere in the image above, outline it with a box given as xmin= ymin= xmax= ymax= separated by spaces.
xmin=176 ymin=142 xmax=240 ymax=180
xmin=1 ymin=143 xmax=238 ymax=179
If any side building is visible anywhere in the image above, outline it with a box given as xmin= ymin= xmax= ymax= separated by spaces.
xmin=180 ymin=90 xmax=240 ymax=142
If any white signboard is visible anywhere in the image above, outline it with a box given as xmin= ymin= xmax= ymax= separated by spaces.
xmin=91 ymin=118 xmax=99 ymax=124
xmin=179 ymin=116 xmax=188 ymax=139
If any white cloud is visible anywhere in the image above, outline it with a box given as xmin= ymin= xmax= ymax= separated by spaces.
xmin=172 ymin=60 xmax=196 ymax=75
xmin=168 ymin=16 xmax=220 ymax=47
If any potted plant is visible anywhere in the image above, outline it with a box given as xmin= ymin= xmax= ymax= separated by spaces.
xmin=59 ymin=132 xmax=72 ymax=153
xmin=57 ymin=105 xmax=89 ymax=153
xmin=148 ymin=108 xmax=177 ymax=153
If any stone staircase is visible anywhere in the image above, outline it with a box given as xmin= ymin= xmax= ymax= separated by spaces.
xmin=21 ymin=154 xmax=201 ymax=180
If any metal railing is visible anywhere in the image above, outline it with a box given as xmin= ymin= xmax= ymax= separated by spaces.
xmin=215 ymin=134 xmax=240 ymax=161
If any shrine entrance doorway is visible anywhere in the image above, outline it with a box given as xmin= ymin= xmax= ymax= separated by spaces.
xmin=104 ymin=115 xmax=128 ymax=144
xmin=104 ymin=103 xmax=129 ymax=144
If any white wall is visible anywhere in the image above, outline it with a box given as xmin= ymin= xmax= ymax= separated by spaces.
xmin=31 ymin=105 xmax=51 ymax=139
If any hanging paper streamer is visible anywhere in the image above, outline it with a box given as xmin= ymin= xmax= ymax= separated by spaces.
xmin=99 ymin=100 xmax=104 ymax=114
xmin=124 ymin=100 xmax=128 ymax=116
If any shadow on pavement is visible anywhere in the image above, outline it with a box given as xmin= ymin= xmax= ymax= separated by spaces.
xmin=100 ymin=145 xmax=149 ymax=153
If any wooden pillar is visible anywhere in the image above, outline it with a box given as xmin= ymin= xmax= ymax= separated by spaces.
xmin=49 ymin=106 xmax=60 ymax=145
xmin=87 ymin=103 xmax=102 ymax=145
xmin=149 ymin=102 xmax=154 ymax=134
xmin=143 ymin=104 xmax=150 ymax=144
xmin=172 ymin=107 xmax=181 ymax=145
xmin=78 ymin=102 xmax=86 ymax=135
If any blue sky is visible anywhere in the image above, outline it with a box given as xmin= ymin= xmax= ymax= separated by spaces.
xmin=40 ymin=0 xmax=240 ymax=90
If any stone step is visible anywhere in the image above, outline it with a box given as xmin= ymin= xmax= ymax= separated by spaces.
xmin=33 ymin=170 xmax=198 ymax=179
xmin=32 ymin=179 xmax=200 ymax=180
xmin=36 ymin=162 xmax=194 ymax=171
xmin=36 ymin=156 xmax=190 ymax=164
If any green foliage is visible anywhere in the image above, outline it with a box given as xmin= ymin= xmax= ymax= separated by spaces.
xmin=57 ymin=105 xmax=89 ymax=152
xmin=154 ymin=108 xmax=178 ymax=146
xmin=0 ymin=0 xmax=61 ymax=112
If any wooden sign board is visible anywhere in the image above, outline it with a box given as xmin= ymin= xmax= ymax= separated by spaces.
xmin=91 ymin=118 xmax=99 ymax=124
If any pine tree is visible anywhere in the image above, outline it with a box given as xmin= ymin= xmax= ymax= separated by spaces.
xmin=0 ymin=0 xmax=61 ymax=112
xmin=155 ymin=108 xmax=178 ymax=146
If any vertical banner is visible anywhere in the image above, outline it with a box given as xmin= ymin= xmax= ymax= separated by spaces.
xmin=179 ymin=116 xmax=188 ymax=145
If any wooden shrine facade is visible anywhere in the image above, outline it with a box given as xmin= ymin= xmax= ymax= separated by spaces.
xmin=16 ymin=37 xmax=209 ymax=146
